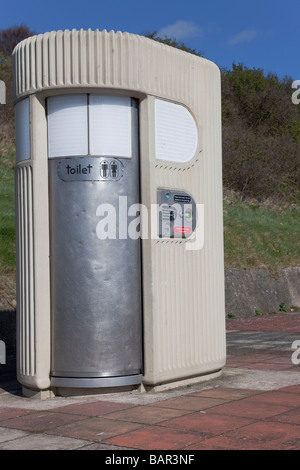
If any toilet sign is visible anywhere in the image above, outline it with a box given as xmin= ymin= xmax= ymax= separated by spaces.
xmin=57 ymin=157 xmax=124 ymax=182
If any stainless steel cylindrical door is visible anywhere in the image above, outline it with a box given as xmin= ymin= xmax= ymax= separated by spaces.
xmin=48 ymin=97 xmax=142 ymax=388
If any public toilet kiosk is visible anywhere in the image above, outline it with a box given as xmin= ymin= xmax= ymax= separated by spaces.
xmin=13 ymin=29 xmax=226 ymax=397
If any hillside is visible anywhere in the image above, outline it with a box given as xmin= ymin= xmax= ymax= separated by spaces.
xmin=0 ymin=28 xmax=300 ymax=278
xmin=1 ymin=30 xmax=300 ymax=204
xmin=221 ymin=63 xmax=300 ymax=204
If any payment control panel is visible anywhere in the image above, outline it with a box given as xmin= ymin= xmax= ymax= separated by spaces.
xmin=157 ymin=189 xmax=197 ymax=239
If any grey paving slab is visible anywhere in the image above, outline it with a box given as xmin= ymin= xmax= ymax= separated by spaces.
xmin=0 ymin=433 xmax=89 ymax=450
xmin=226 ymin=330 xmax=300 ymax=351
xmin=0 ymin=427 xmax=29 ymax=444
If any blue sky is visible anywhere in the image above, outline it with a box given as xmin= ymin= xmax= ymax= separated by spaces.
xmin=1 ymin=0 xmax=299 ymax=79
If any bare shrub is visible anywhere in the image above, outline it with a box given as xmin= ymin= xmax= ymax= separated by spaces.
xmin=0 ymin=24 xmax=36 ymax=55
xmin=222 ymin=121 xmax=300 ymax=203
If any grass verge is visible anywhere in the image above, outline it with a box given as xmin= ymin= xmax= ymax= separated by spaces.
xmin=0 ymin=151 xmax=299 ymax=279
xmin=223 ymin=190 xmax=300 ymax=277
xmin=0 ymin=146 xmax=15 ymax=275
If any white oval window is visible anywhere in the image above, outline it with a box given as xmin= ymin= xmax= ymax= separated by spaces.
xmin=155 ymin=99 xmax=198 ymax=163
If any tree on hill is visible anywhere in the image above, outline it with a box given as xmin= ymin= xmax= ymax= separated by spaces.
xmin=0 ymin=24 xmax=37 ymax=55
xmin=143 ymin=31 xmax=204 ymax=57
xmin=0 ymin=26 xmax=299 ymax=203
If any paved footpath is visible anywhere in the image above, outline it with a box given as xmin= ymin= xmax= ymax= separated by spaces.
xmin=0 ymin=313 xmax=300 ymax=450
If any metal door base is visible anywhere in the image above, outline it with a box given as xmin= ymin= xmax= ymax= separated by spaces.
xmin=51 ymin=374 xmax=143 ymax=388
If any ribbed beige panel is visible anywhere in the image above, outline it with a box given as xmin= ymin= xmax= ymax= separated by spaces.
xmin=16 ymin=165 xmax=35 ymax=378
xmin=13 ymin=29 xmax=226 ymax=388
xmin=141 ymin=63 xmax=226 ymax=384
xmin=14 ymin=29 xmax=215 ymax=108
xmin=30 ymin=94 xmax=51 ymax=390
xmin=14 ymin=95 xmax=51 ymax=391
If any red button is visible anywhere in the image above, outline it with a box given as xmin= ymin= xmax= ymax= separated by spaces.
xmin=174 ymin=227 xmax=192 ymax=234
